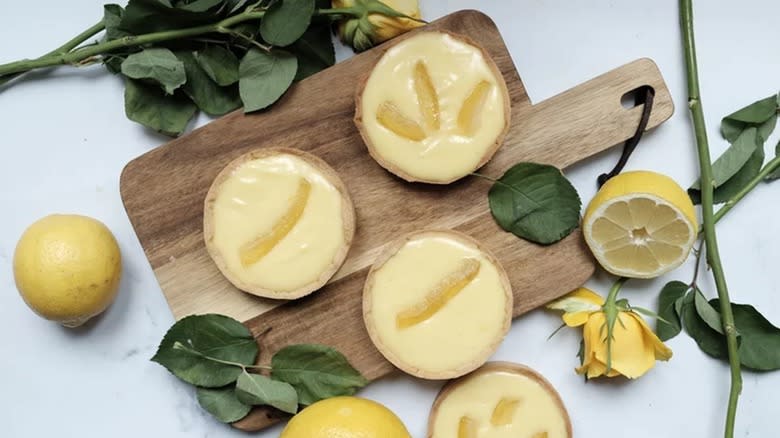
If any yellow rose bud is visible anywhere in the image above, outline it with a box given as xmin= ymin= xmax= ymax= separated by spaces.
xmin=548 ymin=287 xmax=673 ymax=379
xmin=332 ymin=0 xmax=424 ymax=52
xmin=577 ymin=311 xmax=672 ymax=379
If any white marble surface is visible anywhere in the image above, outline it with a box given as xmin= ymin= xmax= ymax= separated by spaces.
xmin=1 ymin=1 xmax=779 ymax=437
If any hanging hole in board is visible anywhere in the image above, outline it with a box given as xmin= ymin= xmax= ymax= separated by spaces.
xmin=620 ymin=85 xmax=655 ymax=109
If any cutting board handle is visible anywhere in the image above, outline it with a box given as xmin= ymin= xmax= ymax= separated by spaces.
xmin=507 ymin=58 xmax=674 ymax=171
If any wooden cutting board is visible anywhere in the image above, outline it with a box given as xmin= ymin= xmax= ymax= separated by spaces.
xmin=120 ymin=10 xmax=673 ymax=431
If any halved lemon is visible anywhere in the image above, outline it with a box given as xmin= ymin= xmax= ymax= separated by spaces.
xmin=582 ymin=171 xmax=698 ymax=279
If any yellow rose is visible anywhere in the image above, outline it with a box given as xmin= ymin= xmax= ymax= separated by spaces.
xmin=548 ymin=287 xmax=673 ymax=379
xmin=332 ymin=0 xmax=424 ymax=52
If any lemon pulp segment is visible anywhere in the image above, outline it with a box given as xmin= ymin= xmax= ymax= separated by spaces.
xmin=490 ymin=397 xmax=521 ymax=426
xmin=396 ymin=257 xmax=480 ymax=329
xmin=458 ymin=80 xmax=492 ymax=136
xmin=458 ymin=416 xmax=478 ymax=438
xmin=239 ymin=178 xmax=311 ymax=267
xmin=360 ymin=31 xmax=508 ymax=183
xmin=210 ymin=154 xmax=345 ymax=293
xmin=376 ymin=101 xmax=426 ymax=141
xmin=413 ymin=61 xmax=440 ymax=130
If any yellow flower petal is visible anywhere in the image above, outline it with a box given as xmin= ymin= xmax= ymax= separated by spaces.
xmin=371 ymin=14 xmax=424 ymax=43
xmin=594 ymin=312 xmax=656 ymax=379
xmin=576 ymin=354 xmax=621 ymax=378
xmin=574 ymin=308 xmax=672 ymax=380
xmin=331 ymin=0 xmax=423 ymax=51
xmin=576 ymin=313 xmax=606 ymax=377
xmin=633 ymin=312 xmax=674 ymax=361
xmin=563 ymin=311 xmax=591 ymax=327
xmin=547 ymin=288 xmax=605 ymax=322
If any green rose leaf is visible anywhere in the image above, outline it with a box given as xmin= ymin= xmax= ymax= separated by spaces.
xmin=757 ymin=113 xmax=778 ymax=142
xmin=260 ymin=0 xmax=317 ymax=47
xmin=196 ymin=386 xmax=251 ymax=423
xmin=690 ymin=121 xmax=772 ymax=204
xmin=177 ymin=51 xmax=241 ymax=116
xmin=239 ymin=49 xmax=298 ymax=112
xmin=124 ymin=78 xmax=197 ymax=136
xmin=690 ymin=127 xmax=759 ymax=193
xmin=487 ymin=163 xmax=582 ymax=245
xmin=121 ymin=48 xmax=187 ymax=95
xmin=103 ymin=54 xmax=128 ymax=75
xmin=694 ymin=288 xmax=723 ymax=334
xmin=151 ymin=314 xmax=258 ymax=387
xmin=712 ymin=299 xmax=780 ymax=371
xmin=103 ymin=4 xmax=130 ymax=40
xmin=694 ymin=144 xmax=765 ymax=205
xmin=656 ymin=281 xmax=687 ymax=341
xmin=177 ymin=0 xmax=224 ymax=12
xmin=680 ymin=294 xmax=780 ymax=371
xmin=720 ymin=94 xmax=778 ymax=143
xmin=713 ymin=94 xmax=778 ymax=197
xmin=681 ymin=293 xmax=728 ymax=360
xmin=236 ymin=372 xmax=299 ymax=414
xmin=121 ymin=0 xmax=218 ymax=33
xmin=721 ymin=118 xmax=744 ymax=144
xmin=291 ymin=20 xmax=336 ymax=81
xmin=723 ymin=94 xmax=778 ymax=124
xmin=766 ymin=140 xmax=780 ymax=181
xmin=271 ymin=344 xmax=368 ymax=406
xmin=226 ymin=0 xmax=249 ymax=14
xmin=196 ymin=46 xmax=240 ymax=86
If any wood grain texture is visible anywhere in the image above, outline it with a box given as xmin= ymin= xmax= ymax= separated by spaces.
xmin=119 ymin=10 xmax=674 ymax=432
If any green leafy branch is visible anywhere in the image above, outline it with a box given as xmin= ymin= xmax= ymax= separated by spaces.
xmin=667 ymin=2 xmax=780 ymax=437
xmin=0 ymin=0 xmax=409 ymax=136
xmin=151 ymin=314 xmax=368 ymax=423
xmin=655 ymin=54 xmax=780 ymax=365
xmin=656 ymin=88 xmax=780 ymax=349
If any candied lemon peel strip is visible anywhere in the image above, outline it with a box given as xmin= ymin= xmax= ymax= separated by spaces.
xmin=490 ymin=397 xmax=521 ymax=426
xmin=376 ymin=66 xmax=494 ymax=141
xmin=413 ymin=61 xmax=440 ymax=131
xmin=396 ymin=257 xmax=481 ymax=329
xmin=239 ymin=177 xmax=312 ymax=267
xmin=458 ymin=80 xmax=492 ymax=136
xmin=376 ymin=101 xmax=426 ymax=141
xmin=458 ymin=416 xmax=478 ymax=438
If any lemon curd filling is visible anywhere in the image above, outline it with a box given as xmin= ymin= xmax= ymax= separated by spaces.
xmin=208 ymin=153 xmax=346 ymax=295
xmin=364 ymin=231 xmax=511 ymax=378
xmin=431 ymin=366 xmax=570 ymax=438
xmin=359 ymin=31 xmax=509 ymax=183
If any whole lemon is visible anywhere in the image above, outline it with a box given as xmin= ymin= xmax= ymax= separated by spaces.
xmin=280 ymin=396 xmax=411 ymax=438
xmin=13 ymin=214 xmax=122 ymax=327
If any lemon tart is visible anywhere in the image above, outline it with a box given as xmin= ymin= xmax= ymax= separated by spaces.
xmin=355 ymin=31 xmax=511 ymax=184
xmin=428 ymin=362 xmax=572 ymax=438
xmin=204 ymin=148 xmax=355 ymax=299
xmin=363 ymin=230 xmax=512 ymax=379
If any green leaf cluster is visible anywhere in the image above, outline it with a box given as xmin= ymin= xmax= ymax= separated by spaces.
xmin=487 ymin=162 xmax=582 ymax=245
xmin=100 ymin=0 xmax=335 ymax=136
xmin=689 ymin=93 xmax=780 ymax=203
xmin=656 ymin=281 xmax=780 ymax=371
xmin=151 ymin=314 xmax=367 ymax=423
